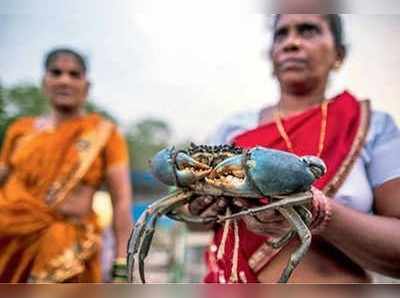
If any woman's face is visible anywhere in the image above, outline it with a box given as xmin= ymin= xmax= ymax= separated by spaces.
xmin=42 ymin=54 xmax=89 ymax=112
xmin=270 ymin=14 xmax=342 ymax=93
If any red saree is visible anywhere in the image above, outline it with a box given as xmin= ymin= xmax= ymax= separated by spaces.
xmin=204 ymin=91 xmax=370 ymax=283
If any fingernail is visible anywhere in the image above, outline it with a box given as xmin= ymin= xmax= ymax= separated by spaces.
xmin=204 ymin=197 xmax=212 ymax=204
xmin=234 ymin=200 xmax=244 ymax=207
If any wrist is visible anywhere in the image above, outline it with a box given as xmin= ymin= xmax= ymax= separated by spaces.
xmin=112 ymin=258 xmax=128 ymax=282
xmin=114 ymin=257 xmax=127 ymax=265
xmin=310 ymin=189 xmax=333 ymax=235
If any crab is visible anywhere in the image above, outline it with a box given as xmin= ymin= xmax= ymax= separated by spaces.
xmin=127 ymin=143 xmax=326 ymax=283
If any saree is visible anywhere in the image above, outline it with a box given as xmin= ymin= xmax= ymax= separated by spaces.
xmin=204 ymin=91 xmax=371 ymax=283
xmin=0 ymin=113 xmax=125 ymax=283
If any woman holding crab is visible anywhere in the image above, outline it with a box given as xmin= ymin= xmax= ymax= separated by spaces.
xmin=188 ymin=14 xmax=400 ymax=283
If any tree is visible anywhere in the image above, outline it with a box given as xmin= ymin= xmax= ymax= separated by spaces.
xmin=0 ymin=83 xmax=49 ymax=145
xmin=5 ymin=84 xmax=49 ymax=116
xmin=126 ymin=118 xmax=172 ymax=171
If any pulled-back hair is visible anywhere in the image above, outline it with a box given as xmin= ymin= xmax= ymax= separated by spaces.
xmin=44 ymin=48 xmax=88 ymax=73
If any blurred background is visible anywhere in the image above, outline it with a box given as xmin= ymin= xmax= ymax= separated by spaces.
xmin=2 ymin=1 xmax=400 ymax=283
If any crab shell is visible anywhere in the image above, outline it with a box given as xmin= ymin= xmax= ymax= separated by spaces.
xmin=149 ymin=146 xmax=326 ymax=196
xmin=242 ymin=147 xmax=325 ymax=195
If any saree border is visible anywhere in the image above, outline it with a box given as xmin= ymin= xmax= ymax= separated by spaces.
xmin=28 ymin=222 xmax=101 ymax=283
xmin=322 ymin=100 xmax=371 ymax=197
xmin=47 ymin=120 xmax=114 ymax=208
xmin=248 ymin=100 xmax=371 ymax=274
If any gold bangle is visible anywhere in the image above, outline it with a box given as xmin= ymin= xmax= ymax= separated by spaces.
xmin=114 ymin=258 xmax=127 ymax=265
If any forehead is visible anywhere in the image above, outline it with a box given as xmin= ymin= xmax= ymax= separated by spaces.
xmin=275 ymin=14 xmax=328 ymax=29
xmin=48 ymin=54 xmax=84 ymax=71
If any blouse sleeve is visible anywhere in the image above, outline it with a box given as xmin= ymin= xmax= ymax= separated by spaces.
xmin=104 ymin=126 xmax=129 ymax=171
xmin=365 ymin=111 xmax=400 ymax=188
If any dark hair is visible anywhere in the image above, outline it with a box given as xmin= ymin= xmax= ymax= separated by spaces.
xmin=44 ymin=48 xmax=88 ymax=74
xmin=273 ymin=14 xmax=346 ymax=55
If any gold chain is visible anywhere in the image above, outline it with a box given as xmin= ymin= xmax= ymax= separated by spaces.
xmin=273 ymin=101 xmax=328 ymax=157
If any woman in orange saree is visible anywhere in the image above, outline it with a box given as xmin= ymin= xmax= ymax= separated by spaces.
xmin=189 ymin=14 xmax=400 ymax=283
xmin=0 ymin=48 xmax=133 ymax=282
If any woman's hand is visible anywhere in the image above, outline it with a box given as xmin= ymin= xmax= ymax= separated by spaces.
xmin=234 ymin=198 xmax=292 ymax=238
xmin=188 ymin=195 xmax=229 ymax=218
xmin=186 ymin=195 xmax=230 ymax=230
xmin=240 ymin=187 xmax=331 ymax=237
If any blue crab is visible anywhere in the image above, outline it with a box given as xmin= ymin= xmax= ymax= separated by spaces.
xmin=127 ymin=143 xmax=326 ymax=283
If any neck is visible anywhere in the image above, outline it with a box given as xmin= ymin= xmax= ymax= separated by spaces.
xmin=51 ymin=107 xmax=85 ymax=125
xmin=278 ymin=84 xmax=326 ymax=116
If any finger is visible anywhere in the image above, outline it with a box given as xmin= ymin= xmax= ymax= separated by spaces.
xmin=232 ymin=198 xmax=251 ymax=209
xmin=232 ymin=197 xmax=266 ymax=209
xmin=253 ymin=210 xmax=286 ymax=223
xmin=254 ymin=214 xmax=287 ymax=224
xmin=188 ymin=196 xmax=216 ymax=215
xmin=244 ymin=211 xmax=290 ymax=230
xmin=201 ymin=198 xmax=228 ymax=217
xmin=244 ymin=216 xmax=290 ymax=237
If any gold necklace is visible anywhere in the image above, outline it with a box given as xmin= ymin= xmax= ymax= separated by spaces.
xmin=273 ymin=101 xmax=328 ymax=157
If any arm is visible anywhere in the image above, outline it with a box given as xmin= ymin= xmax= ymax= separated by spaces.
xmin=321 ymin=112 xmax=400 ymax=277
xmin=103 ymin=126 xmax=134 ymax=261
xmin=320 ymin=178 xmax=400 ymax=277
xmin=106 ymin=165 xmax=134 ymax=259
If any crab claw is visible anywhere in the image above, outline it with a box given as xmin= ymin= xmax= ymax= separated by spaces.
xmin=206 ymin=147 xmax=327 ymax=197
xmin=174 ymin=152 xmax=211 ymax=186
xmin=301 ymin=155 xmax=327 ymax=179
xmin=206 ymin=154 xmax=259 ymax=197
xmin=150 ymin=147 xmax=177 ymax=186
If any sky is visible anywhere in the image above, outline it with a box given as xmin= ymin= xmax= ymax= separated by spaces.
xmin=2 ymin=1 xmax=400 ymax=142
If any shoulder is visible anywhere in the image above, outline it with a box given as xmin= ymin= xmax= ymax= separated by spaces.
xmin=5 ymin=116 xmax=35 ymax=136
xmin=87 ymin=113 xmax=121 ymax=132
xmin=365 ymin=110 xmax=400 ymax=147
xmin=361 ymin=109 xmax=400 ymax=187
xmin=88 ymin=113 xmax=115 ymax=125
xmin=207 ymin=109 xmax=260 ymax=145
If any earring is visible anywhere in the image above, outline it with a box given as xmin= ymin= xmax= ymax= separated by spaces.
xmin=333 ymin=61 xmax=341 ymax=70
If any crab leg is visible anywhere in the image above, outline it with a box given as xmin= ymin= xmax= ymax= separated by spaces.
xmin=166 ymin=210 xmax=217 ymax=225
xmin=266 ymin=205 xmax=313 ymax=249
xmin=127 ymin=190 xmax=193 ymax=283
xmin=295 ymin=205 xmax=313 ymax=226
xmin=276 ymin=206 xmax=312 ymax=283
xmin=267 ymin=230 xmax=296 ymax=249
xmin=217 ymin=192 xmax=313 ymax=223
xmin=128 ymin=190 xmax=184 ymax=281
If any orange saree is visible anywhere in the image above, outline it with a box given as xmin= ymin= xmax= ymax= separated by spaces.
xmin=0 ymin=113 xmax=128 ymax=283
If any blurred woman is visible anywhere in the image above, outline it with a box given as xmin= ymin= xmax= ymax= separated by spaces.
xmin=0 ymin=48 xmax=133 ymax=282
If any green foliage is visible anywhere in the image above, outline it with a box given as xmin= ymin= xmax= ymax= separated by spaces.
xmin=0 ymin=83 xmax=49 ymax=145
xmin=126 ymin=118 xmax=172 ymax=171
xmin=5 ymin=85 xmax=49 ymax=116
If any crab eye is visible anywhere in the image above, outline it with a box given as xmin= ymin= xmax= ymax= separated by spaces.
xmin=150 ymin=147 xmax=177 ymax=186
xmin=301 ymin=156 xmax=327 ymax=179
